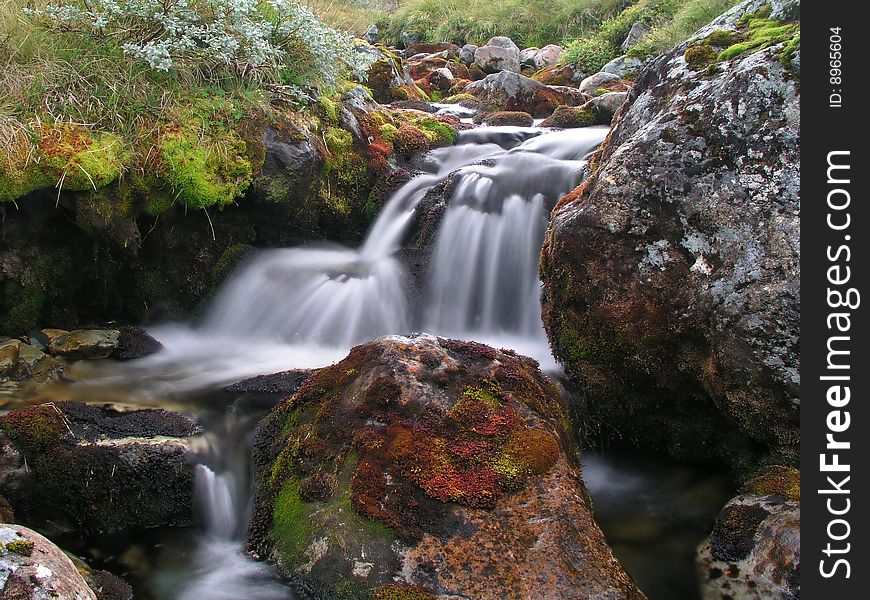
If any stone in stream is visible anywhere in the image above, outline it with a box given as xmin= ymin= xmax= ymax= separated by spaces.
xmin=464 ymin=71 xmax=580 ymax=117
xmin=0 ymin=338 xmax=66 ymax=389
xmin=247 ymin=334 xmax=646 ymax=599
xmin=225 ymin=369 xmax=315 ymax=394
xmin=48 ymin=329 xmax=120 ymax=360
xmin=697 ymin=467 xmax=800 ymax=600
xmin=0 ymin=402 xmax=201 ymax=534
xmin=540 ymin=0 xmax=800 ymax=469
xmin=111 ymin=327 xmax=163 ymax=360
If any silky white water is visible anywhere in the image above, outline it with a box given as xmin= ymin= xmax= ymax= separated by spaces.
xmin=87 ymin=125 xmax=607 ymax=394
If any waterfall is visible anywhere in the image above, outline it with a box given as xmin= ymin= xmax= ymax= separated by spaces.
xmin=92 ymin=125 xmax=607 ymax=394
xmin=178 ymin=419 xmax=292 ymax=600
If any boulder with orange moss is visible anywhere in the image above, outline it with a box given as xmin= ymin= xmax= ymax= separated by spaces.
xmin=246 ymin=334 xmax=646 ymax=599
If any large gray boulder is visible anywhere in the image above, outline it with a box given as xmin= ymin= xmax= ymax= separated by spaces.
xmin=577 ymin=71 xmax=621 ymax=95
xmin=533 ymin=44 xmax=565 ymax=70
xmin=474 ymin=37 xmax=521 ymax=74
xmin=540 ymin=0 xmax=801 ymax=468
xmin=465 ymin=71 xmax=577 ymax=117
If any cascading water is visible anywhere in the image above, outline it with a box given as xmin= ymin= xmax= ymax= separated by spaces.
xmin=88 ymin=124 xmax=607 ymax=394
xmin=175 ymin=417 xmax=293 ymax=600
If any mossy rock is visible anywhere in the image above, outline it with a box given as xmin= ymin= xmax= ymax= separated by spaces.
xmin=541 ymin=105 xmax=599 ymax=128
xmin=0 ymin=124 xmax=126 ymax=204
xmin=247 ymin=334 xmax=644 ymax=599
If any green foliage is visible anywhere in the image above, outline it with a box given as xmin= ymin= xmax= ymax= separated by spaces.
xmin=378 ymin=0 xmax=635 ymax=48
xmin=272 ymin=478 xmax=310 ymax=562
xmin=718 ymin=7 xmax=799 ymax=62
xmin=627 ymin=0 xmax=741 ymax=57
xmin=159 ymin=128 xmax=253 ymax=210
xmin=562 ymin=37 xmax=617 ymax=73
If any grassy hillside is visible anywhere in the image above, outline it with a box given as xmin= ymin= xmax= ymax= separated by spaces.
xmin=0 ymin=0 xmax=372 ymax=209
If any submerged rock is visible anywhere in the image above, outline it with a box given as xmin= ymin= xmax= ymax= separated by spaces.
xmin=247 ymin=334 xmax=645 ymax=599
xmin=0 ymin=402 xmax=201 ymax=533
xmin=0 ymin=525 xmax=97 ymax=600
xmin=540 ymin=0 xmax=800 ymax=469
xmin=697 ymin=467 xmax=800 ymax=599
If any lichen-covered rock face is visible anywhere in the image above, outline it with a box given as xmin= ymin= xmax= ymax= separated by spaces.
xmin=0 ymin=402 xmax=201 ymax=534
xmin=0 ymin=525 xmax=97 ymax=600
xmin=540 ymin=0 xmax=800 ymax=470
xmin=247 ymin=334 xmax=645 ymax=600
xmin=697 ymin=467 xmax=800 ymax=599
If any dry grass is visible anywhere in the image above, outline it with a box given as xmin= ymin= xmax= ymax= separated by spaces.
xmin=302 ymin=0 xmax=390 ymax=35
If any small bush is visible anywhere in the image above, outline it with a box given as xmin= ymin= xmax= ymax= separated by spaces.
xmin=562 ymin=37 xmax=616 ymax=73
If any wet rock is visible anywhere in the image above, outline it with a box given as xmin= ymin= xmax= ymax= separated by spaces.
xmin=540 ymin=0 xmax=800 ymax=469
xmin=577 ymin=71 xmax=622 ymax=95
xmin=225 ymin=369 xmax=314 ymax=394
xmin=479 ymin=111 xmax=535 ymax=127
xmin=534 ymin=44 xmax=565 ymax=70
xmin=0 ymin=402 xmax=201 ymax=533
xmin=247 ymin=334 xmax=646 ymax=600
xmin=465 ymin=72 xmax=572 ymax=117
xmin=698 ymin=467 xmax=800 ymax=599
xmin=0 ymin=339 xmax=66 ymax=389
xmin=111 ymin=327 xmax=163 ymax=360
xmin=474 ymin=37 xmax=521 ymax=74
xmin=48 ymin=329 xmax=120 ymax=360
xmin=541 ymin=105 xmax=600 ymax=128
xmin=391 ymin=100 xmax=437 ymax=113
xmin=459 ymin=43 xmax=478 ymax=65
xmin=252 ymin=125 xmax=321 ymax=205
xmin=1 ymin=525 xmax=97 ymax=600
xmin=621 ymin=22 xmax=648 ymax=52
xmin=65 ymin=552 xmax=133 ymax=600
xmin=601 ymin=55 xmax=644 ymax=78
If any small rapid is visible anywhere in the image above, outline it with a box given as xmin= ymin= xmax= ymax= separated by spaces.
xmin=175 ymin=415 xmax=293 ymax=600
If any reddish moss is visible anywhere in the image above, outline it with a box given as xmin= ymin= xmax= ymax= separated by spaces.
xmin=741 ymin=466 xmax=800 ymax=501
xmin=1 ymin=405 xmax=67 ymax=454
xmin=370 ymin=583 xmax=436 ymax=600
xmin=393 ymin=123 xmax=431 ymax=158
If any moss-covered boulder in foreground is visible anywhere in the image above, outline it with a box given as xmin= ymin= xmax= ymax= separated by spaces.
xmin=247 ymin=334 xmax=645 ymax=600
xmin=0 ymin=402 xmax=201 ymax=534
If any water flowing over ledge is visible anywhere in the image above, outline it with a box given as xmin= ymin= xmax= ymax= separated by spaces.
xmin=81 ymin=125 xmax=608 ymax=396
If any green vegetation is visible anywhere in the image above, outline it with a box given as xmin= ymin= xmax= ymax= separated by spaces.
xmin=0 ymin=0 xmax=373 ymax=209
xmin=681 ymin=5 xmax=800 ymax=72
xmin=627 ymin=0 xmax=740 ymax=57
xmin=377 ymin=0 xmax=633 ymax=48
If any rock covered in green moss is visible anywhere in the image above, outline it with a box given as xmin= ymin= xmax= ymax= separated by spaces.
xmin=247 ymin=334 xmax=645 ymax=599
xmin=541 ymin=0 xmax=800 ymax=472
xmin=1 ymin=525 xmax=99 ymax=600
xmin=479 ymin=111 xmax=535 ymax=127
xmin=0 ymin=402 xmax=201 ymax=533
xmin=541 ymin=105 xmax=600 ymax=128
xmin=0 ymin=124 xmax=126 ymax=205
xmin=697 ymin=467 xmax=799 ymax=599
